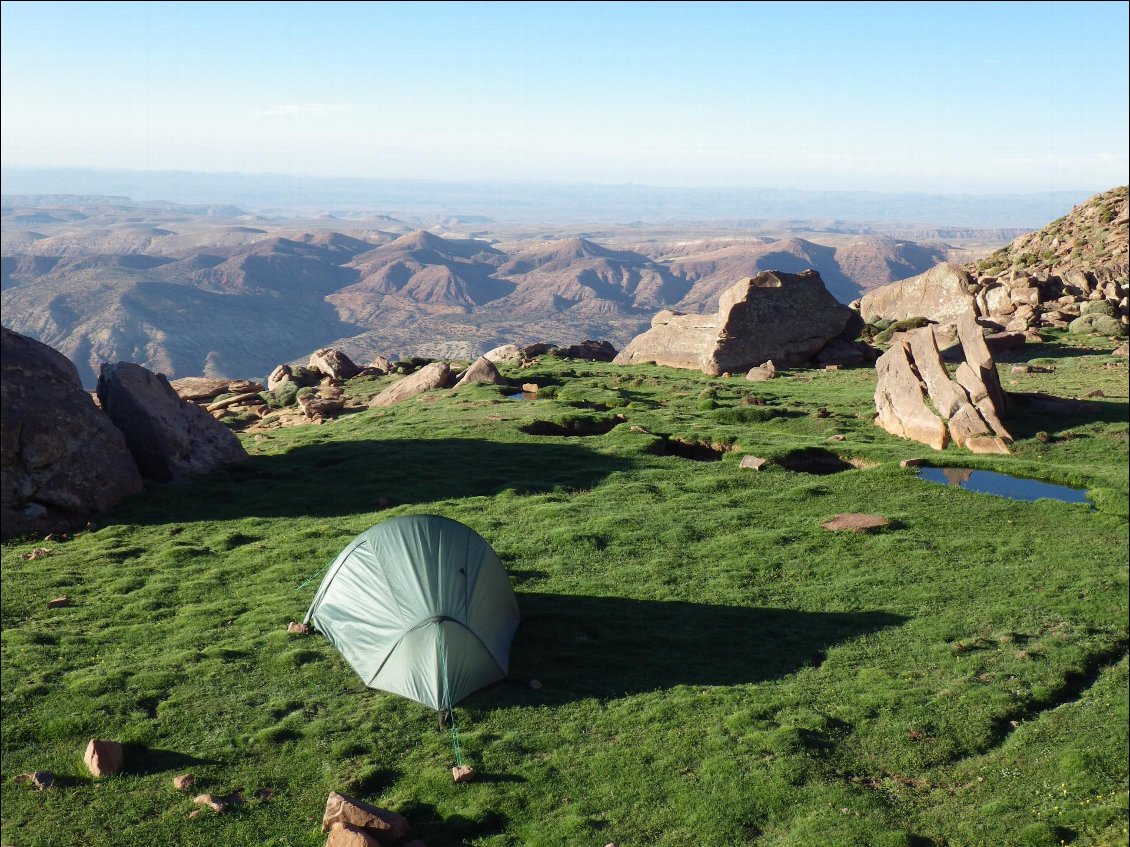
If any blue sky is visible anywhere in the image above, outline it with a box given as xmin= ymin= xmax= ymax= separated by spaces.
xmin=2 ymin=1 xmax=1127 ymax=191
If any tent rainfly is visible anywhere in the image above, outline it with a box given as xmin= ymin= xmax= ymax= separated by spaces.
xmin=304 ymin=515 xmax=520 ymax=711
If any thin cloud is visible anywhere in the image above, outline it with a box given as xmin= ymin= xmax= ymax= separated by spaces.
xmin=261 ymin=103 xmax=351 ymax=117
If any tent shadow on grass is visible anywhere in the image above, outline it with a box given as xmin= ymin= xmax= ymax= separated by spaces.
xmin=113 ymin=438 xmax=635 ymax=525
xmin=123 ymin=744 xmax=217 ymax=775
xmin=471 ymin=593 xmax=907 ymax=705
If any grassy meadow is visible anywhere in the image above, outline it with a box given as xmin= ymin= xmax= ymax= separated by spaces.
xmin=2 ymin=332 xmax=1128 ymax=847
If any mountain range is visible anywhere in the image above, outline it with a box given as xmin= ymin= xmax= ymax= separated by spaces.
xmin=2 ymin=196 xmax=1005 ymax=385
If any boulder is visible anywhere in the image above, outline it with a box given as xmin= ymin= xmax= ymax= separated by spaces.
xmin=267 ymin=364 xmax=293 ymax=390
xmin=297 ymin=391 xmax=347 ymax=420
xmin=615 ymin=270 xmax=856 ymax=375
xmin=957 ymin=310 xmax=1008 ymax=417
xmin=83 ymin=739 xmax=123 ymax=777
xmin=170 ymin=377 xmax=265 ymax=402
xmin=873 ymin=339 xmax=949 ymax=451
xmin=483 ymin=344 xmax=521 ymax=363
xmin=96 ymin=362 xmax=248 ymax=482
xmin=521 ymin=342 xmax=557 ymax=359
xmin=859 ymin=263 xmax=978 ymax=325
xmin=559 ymin=340 xmax=618 ymax=361
xmin=1 ymin=328 xmax=143 ymax=541
xmin=453 ymin=356 xmax=507 ymax=389
xmin=193 ymin=793 xmax=227 ymax=813
xmin=874 ymin=315 xmax=1011 ymax=453
xmin=368 ymin=363 xmax=452 ymax=408
xmin=321 ymin=792 xmax=410 ymax=841
xmin=309 ymin=348 xmax=360 ymax=381
xmin=739 ymin=456 xmax=768 ymax=470
xmin=367 ymin=356 xmax=393 ymax=373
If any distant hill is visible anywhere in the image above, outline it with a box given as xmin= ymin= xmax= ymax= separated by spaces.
xmin=971 ymin=185 xmax=1128 ymax=283
xmin=1 ymin=198 xmax=1003 ymax=384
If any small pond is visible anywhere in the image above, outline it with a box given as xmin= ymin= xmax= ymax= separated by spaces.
xmin=505 ymin=392 xmax=539 ymax=401
xmin=916 ymin=467 xmax=1092 ymax=505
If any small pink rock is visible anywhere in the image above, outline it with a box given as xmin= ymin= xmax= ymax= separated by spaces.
xmin=452 ymin=765 xmax=477 ymax=783
xmin=46 ymin=597 xmax=70 ymax=608
xmin=193 ymin=793 xmax=226 ymax=813
xmin=739 ymin=456 xmax=768 ymax=471
xmin=287 ymin=621 xmax=310 ymax=635
xmin=327 ymin=822 xmax=383 ymax=847
xmin=899 ymin=458 xmax=927 ymax=468
xmin=83 ymin=739 xmax=124 ymax=777
xmin=173 ymin=774 xmax=195 ymax=790
xmin=521 ymin=383 xmax=539 ymax=393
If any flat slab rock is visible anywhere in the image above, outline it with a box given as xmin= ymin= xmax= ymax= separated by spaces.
xmin=821 ymin=514 xmax=890 ymax=533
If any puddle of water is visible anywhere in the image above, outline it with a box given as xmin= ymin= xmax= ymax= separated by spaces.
xmin=917 ymin=467 xmax=1092 ymax=505
xmin=505 ymin=392 xmax=539 ymax=401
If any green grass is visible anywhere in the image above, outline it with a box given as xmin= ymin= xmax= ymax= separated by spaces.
xmin=3 ymin=335 xmax=1128 ymax=847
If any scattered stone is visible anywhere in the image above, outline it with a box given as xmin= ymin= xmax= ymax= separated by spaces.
xmin=368 ymin=363 xmax=452 ymax=408
xmin=521 ymin=383 xmax=539 ymax=393
xmin=83 ymin=739 xmax=124 ymax=777
xmin=821 ymin=514 xmax=890 ymax=533
xmin=828 ymin=434 xmax=846 ymax=441
xmin=287 ymin=621 xmax=311 ymax=635
xmin=257 ymin=787 xmax=274 ymax=801
xmin=46 ymin=597 xmax=70 ymax=608
xmin=739 ymin=456 xmax=768 ymax=470
xmin=825 ymin=364 xmax=842 ymax=371
xmin=193 ymin=793 xmax=227 ymax=813
xmin=187 ymin=809 xmax=200 ymax=819
xmin=452 ymin=356 xmax=507 ymax=389
xmin=745 ymin=361 xmax=776 ymax=381
xmin=321 ymin=792 xmax=410 ymax=841
xmin=1 ymin=328 xmax=143 ymax=541
xmin=14 ymin=771 xmax=55 ymax=790
xmin=97 ymin=362 xmax=248 ymax=482
xmin=309 ymin=348 xmax=360 ymax=381
xmin=899 ymin=458 xmax=927 ymax=468
xmin=173 ymin=774 xmax=195 ymax=791
xmin=1011 ymin=364 xmax=1031 ymax=374
xmin=452 ymin=765 xmax=477 ymax=784
xmin=1113 ymin=341 xmax=1129 ymax=357
xmin=615 ymin=270 xmax=858 ymax=374
xmin=528 ymin=679 xmax=543 ymax=690
xmin=1085 ymin=389 xmax=1105 ymax=398
xmin=22 ymin=547 xmax=54 ymax=560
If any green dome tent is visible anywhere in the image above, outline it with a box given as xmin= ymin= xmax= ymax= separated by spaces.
xmin=304 ymin=515 xmax=520 ymax=711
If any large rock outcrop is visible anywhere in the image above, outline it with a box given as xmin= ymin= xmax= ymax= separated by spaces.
xmin=859 ymin=263 xmax=979 ymax=325
xmin=613 ymin=270 xmax=858 ymax=375
xmin=1 ymin=328 xmax=143 ymax=540
xmin=861 ymin=188 xmax=1128 ymax=335
xmin=874 ymin=311 xmax=1011 ymax=454
xmin=97 ymin=362 xmax=248 ymax=481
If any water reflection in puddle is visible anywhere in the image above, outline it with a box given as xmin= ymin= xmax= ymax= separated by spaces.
xmin=917 ymin=467 xmax=1091 ymax=505
xmin=505 ymin=392 xmax=539 ymax=401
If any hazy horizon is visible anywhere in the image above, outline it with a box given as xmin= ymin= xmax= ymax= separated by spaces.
xmin=2 ymin=1 xmax=1127 ymax=194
